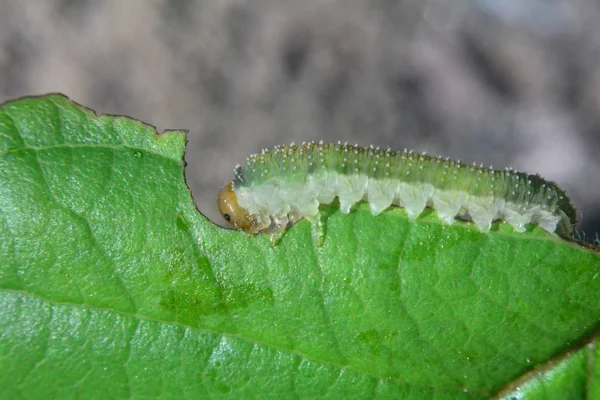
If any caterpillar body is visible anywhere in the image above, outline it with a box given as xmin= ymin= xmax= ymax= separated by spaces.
xmin=218 ymin=142 xmax=576 ymax=246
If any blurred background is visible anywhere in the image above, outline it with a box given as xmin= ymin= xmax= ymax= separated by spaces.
xmin=1 ymin=0 xmax=599 ymax=239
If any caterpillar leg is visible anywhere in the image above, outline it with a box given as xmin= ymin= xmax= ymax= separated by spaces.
xmin=306 ymin=214 xmax=324 ymax=247
xmin=268 ymin=215 xmax=289 ymax=247
xmin=269 ymin=232 xmax=283 ymax=247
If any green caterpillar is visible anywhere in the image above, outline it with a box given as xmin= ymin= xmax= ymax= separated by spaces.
xmin=218 ymin=142 xmax=576 ymax=246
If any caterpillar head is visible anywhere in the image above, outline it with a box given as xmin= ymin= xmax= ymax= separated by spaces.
xmin=218 ymin=182 xmax=257 ymax=232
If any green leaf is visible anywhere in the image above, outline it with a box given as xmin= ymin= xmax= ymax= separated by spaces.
xmin=1 ymin=94 xmax=599 ymax=399
xmin=495 ymin=338 xmax=599 ymax=399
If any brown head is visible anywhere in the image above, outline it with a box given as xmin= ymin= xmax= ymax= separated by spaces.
xmin=217 ymin=182 xmax=257 ymax=232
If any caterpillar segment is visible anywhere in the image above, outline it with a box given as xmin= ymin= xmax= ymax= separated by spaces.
xmin=217 ymin=142 xmax=576 ymax=246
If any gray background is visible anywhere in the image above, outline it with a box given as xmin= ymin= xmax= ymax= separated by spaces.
xmin=1 ymin=0 xmax=599 ymax=239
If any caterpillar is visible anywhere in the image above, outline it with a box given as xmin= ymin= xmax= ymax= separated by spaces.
xmin=218 ymin=142 xmax=576 ymax=246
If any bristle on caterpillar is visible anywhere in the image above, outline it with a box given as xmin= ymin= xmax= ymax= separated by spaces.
xmin=217 ymin=142 xmax=576 ymax=246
